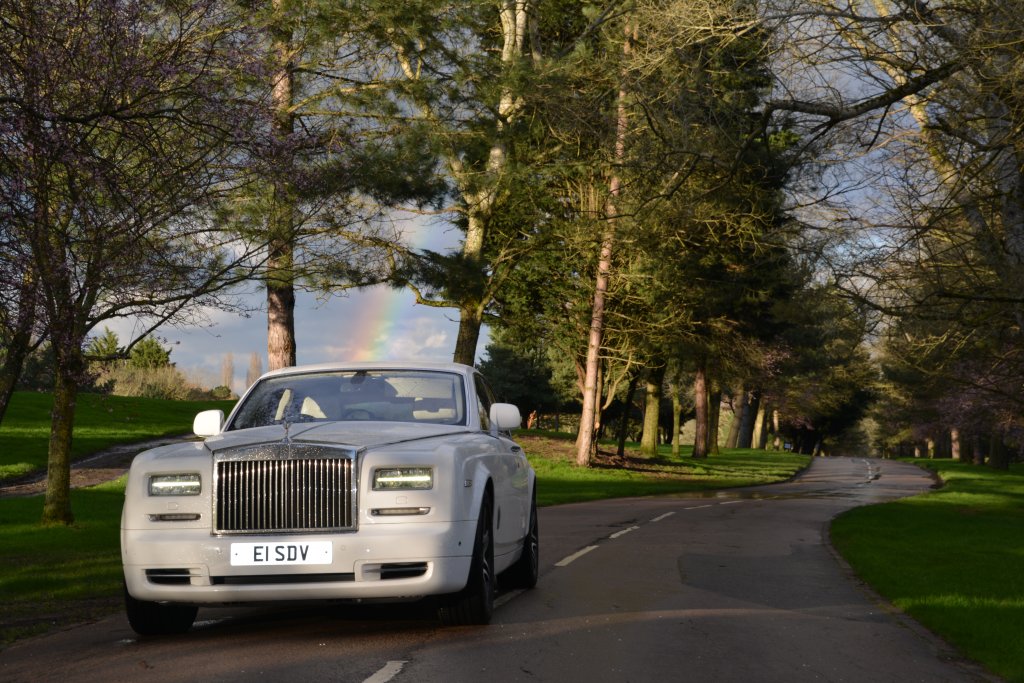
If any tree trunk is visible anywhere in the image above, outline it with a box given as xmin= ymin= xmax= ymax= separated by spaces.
xmin=692 ymin=361 xmax=709 ymax=459
xmin=989 ymin=433 xmax=1011 ymax=471
xmin=616 ymin=373 xmax=640 ymax=459
xmin=266 ymin=6 xmax=297 ymax=372
xmin=708 ymin=383 xmax=722 ymax=456
xmin=752 ymin=401 xmax=768 ymax=449
xmin=640 ymin=364 xmax=665 ymax=455
xmin=452 ymin=301 xmax=483 ymax=366
xmin=576 ymin=22 xmax=634 ymax=466
xmin=671 ymin=384 xmax=682 ymax=458
xmin=266 ymin=236 xmax=296 ymax=371
xmin=0 ymin=273 xmax=38 ymax=425
xmin=737 ymin=387 xmax=759 ymax=448
xmin=42 ymin=344 xmax=84 ymax=525
xmin=725 ymin=389 xmax=745 ymax=449
xmin=972 ymin=434 xmax=985 ymax=465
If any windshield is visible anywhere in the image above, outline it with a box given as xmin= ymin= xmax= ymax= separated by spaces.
xmin=228 ymin=370 xmax=467 ymax=430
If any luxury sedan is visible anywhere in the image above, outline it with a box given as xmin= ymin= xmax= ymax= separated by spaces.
xmin=121 ymin=362 xmax=538 ymax=634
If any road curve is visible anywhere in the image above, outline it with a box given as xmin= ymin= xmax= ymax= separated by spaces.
xmin=0 ymin=457 xmax=1000 ymax=682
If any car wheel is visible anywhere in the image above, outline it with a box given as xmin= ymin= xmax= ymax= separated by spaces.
xmin=124 ymin=582 xmax=197 ymax=635
xmin=437 ymin=493 xmax=494 ymax=626
xmin=504 ymin=489 xmax=539 ymax=589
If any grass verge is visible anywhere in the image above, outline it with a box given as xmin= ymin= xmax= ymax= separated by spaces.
xmin=0 ymin=391 xmax=235 ymax=481
xmin=831 ymin=459 xmax=1024 ymax=683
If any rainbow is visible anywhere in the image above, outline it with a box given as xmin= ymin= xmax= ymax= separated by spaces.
xmin=333 ymin=217 xmax=451 ymax=362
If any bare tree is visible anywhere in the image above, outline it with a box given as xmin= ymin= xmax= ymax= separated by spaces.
xmin=220 ymin=353 xmax=235 ymax=392
xmin=246 ymin=352 xmax=263 ymax=389
xmin=1 ymin=0 xmax=263 ymax=523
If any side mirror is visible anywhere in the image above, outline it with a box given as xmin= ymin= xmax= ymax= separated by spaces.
xmin=489 ymin=403 xmax=521 ymax=432
xmin=193 ymin=409 xmax=225 ymax=438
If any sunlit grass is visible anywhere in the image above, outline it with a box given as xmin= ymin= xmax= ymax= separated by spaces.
xmin=831 ymin=459 xmax=1024 ymax=682
xmin=518 ymin=431 xmax=809 ymax=506
xmin=0 ymin=391 xmax=234 ymax=481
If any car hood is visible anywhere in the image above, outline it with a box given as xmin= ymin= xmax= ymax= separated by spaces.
xmin=202 ymin=421 xmax=470 ymax=454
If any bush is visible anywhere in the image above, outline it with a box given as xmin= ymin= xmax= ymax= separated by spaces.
xmin=94 ymin=365 xmax=206 ymax=401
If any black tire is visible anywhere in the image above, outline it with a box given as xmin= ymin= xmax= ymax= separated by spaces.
xmin=124 ymin=582 xmax=197 ymax=636
xmin=437 ymin=494 xmax=494 ymax=626
xmin=504 ymin=488 xmax=539 ymax=589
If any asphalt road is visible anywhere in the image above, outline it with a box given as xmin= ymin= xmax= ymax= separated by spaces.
xmin=0 ymin=457 xmax=1000 ymax=682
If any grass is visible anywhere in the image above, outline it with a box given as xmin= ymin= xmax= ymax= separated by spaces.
xmin=519 ymin=431 xmax=810 ymax=506
xmin=0 ymin=478 xmax=128 ymax=643
xmin=831 ymin=459 xmax=1024 ymax=682
xmin=0 ymin=391 xmax=236 ymax=481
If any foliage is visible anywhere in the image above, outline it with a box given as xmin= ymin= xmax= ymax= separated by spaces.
xmin=127 ymin=337 xmax=171 ymax=370
xmin=92 ymin=366 xmax=211 ymax=401
xmin=478 ymin=335 xmax=563 ymax=418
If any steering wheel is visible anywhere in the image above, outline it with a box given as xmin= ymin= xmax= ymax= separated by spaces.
xmin=342 ymin=409 xmax=376 ymax=421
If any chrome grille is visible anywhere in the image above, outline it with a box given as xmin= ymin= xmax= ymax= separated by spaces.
xmin=213 ymin=443 xmax=357 ymax=534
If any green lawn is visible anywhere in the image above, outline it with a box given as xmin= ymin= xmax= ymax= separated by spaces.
xmin=0 ymin=391 xmax=235 ymax=480
xmin=831 ymin=459 xmax=1024 ymax=683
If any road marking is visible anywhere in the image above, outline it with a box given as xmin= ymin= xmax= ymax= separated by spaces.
xmin=363 ymin=660 xmax=408 ymax=683
xmin=555 ymin=545 xmax=599 ymax=567
xmin=609 ymin=525 xmax=640 ymax=539
xmin=684 ymin=504 xmax=713 ymax=510
xmin=651 ymin=512 xmax=675 ymax=522
xmin=719 ymin=500 xmax=743 ymax=505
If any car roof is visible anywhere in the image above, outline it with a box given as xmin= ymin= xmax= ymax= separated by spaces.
xmin=257 ymin=361 xmax=477 ymax=382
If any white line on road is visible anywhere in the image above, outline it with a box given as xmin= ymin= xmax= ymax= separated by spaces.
xmin=555 ymin=545 xmax=599 ymax=567
xmin=650 ymin=512 xmax=676 ymax=522
xmin=609 ymin=526 xmax=640 ymax=539
xmin=363 ymin=660 xmax=408 ymax=683
xmin=719 ymin=500 xmax=744 ymax=505
xmin=683 ymin=504 xmax=713 ymax=510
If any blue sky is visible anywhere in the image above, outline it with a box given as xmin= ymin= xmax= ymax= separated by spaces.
xmin=129 ymin=285 xmax=478 ymax=395
xmin=103 ymin=219 xmax=487 ymax=394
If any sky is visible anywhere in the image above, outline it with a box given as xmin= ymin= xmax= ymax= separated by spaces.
xmin=110 ymin=286 xmax=481 ymax=396
xmin=103 ymin=218 xmax=488 ymax=396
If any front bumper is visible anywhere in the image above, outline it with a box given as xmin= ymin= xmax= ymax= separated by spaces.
xmin=122 ymin=520 xmax=476 ymax=604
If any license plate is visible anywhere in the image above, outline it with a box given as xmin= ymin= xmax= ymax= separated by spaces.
xmin=230 ymin=541 xmax=332 ymax=566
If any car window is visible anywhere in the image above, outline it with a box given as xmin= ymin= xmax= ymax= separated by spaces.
xmin=474 ymin=374 xmax=494 ymax=431
xmin=229 ymin=370 xmax=467 ymax=430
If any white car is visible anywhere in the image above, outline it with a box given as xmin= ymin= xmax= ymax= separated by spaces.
xmin=121 ymin=362 xmax=538 ymax=635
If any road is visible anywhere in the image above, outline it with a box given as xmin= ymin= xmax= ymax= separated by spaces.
xmin=0 ymin=457 xmax=999 ymax=682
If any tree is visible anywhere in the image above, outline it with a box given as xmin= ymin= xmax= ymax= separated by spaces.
xmin=246 ymin=352 xmax=263 ymax=389
xmin=376 ymin=0 xmax=553 ymax=366
xmin=221 ymin=353 xmax=235 ymax=392
xmin=224 ymin=0 xmax=443 ymax=371
xmin=128 ymin=338 xmax=171 ymax=370
xmin=2 ymin=0 xmax=263 ymax=524
xmin=780 ymin=1 xmax=1024 ymax=461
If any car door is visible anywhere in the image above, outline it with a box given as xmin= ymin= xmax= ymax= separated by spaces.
xmin=473 ymin=374 xmax=529 ymax=558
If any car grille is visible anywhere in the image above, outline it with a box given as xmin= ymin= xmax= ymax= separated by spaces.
xmin=213 ymin=443 xmax=357 ymax=534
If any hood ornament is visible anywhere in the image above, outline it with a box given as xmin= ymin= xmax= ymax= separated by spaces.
xmin=282 ymin=418 xmax=292 ymax=444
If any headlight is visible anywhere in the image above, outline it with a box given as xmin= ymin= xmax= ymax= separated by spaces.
xmin=148 ymin=473 xmax=201 ymax=496
xmin=373 ymin=467 xmax=433 ymax=490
